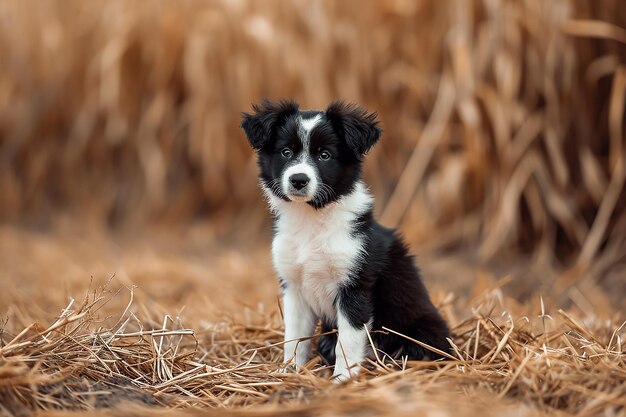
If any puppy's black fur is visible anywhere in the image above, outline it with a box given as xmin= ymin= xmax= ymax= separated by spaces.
xmin=318 ymin=213 xmax=450 ymax=363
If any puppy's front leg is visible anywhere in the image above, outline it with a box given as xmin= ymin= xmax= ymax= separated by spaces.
xmin=283 ymin=287 xmax=315 ymax=368
xmin=332 ymin=310 xmax=371 ymax=381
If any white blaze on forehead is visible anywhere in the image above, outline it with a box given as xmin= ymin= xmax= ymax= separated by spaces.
xmin=297 ymin=114 xmax=322 ymax=147
xmin=279 ymin=113 xmax=323 ymax=200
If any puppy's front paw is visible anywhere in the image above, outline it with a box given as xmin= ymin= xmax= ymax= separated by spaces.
xmin=331 ymin=371 xmax=350 ymax=383
xmin=331 ymin=365 xmax=358 ymax=383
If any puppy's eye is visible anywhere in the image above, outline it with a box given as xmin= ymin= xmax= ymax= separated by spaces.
xmin=319 ymin=150 xmax=331 ymax=161
xmin=281 ymin=148 xmax=293 ymax=158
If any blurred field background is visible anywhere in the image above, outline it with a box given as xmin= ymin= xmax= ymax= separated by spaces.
xmin=0 ymin=0 xmax=625 ymax=416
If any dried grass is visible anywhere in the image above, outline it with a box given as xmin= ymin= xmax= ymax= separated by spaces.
xmin=0 ymin=278 xmax=624 ymax=417
xmin=0 ymin=0 xmax=624 ymax=267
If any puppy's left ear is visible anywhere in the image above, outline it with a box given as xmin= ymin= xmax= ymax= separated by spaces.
xmin=325 ymin=101 xmax=381 ymax=157
xmin=241 ymin=99 xmax=299 ymax=151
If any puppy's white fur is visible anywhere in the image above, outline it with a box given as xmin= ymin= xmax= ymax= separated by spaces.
xmin=266 ymin=181 xmax=373 ymax=378
xmin=282 ymin=287 xmax=316 ymax=366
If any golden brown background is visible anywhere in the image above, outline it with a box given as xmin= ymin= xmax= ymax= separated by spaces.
xmin=0 ymin=1 xmax=625 ymax=416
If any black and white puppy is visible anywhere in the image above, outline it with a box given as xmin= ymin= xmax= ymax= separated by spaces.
xmin=241 ymin=100 xmax=450 ymax=381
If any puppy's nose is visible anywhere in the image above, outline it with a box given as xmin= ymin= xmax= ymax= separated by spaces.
xmin=289 ymin=173 xmax=310 ymax=190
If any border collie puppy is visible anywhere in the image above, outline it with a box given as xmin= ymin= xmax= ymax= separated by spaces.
xmin=241 ymin=100 xmax=450 ymax=381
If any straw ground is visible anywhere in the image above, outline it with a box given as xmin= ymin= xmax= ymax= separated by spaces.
xmin=0 ymin=228 xmax=624 ymax=416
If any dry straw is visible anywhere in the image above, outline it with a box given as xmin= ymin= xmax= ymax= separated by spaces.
xmin=0 ymin=282 xmax=624 ymax=416
xmin=0 ymin=0 xmax=624 ymax=267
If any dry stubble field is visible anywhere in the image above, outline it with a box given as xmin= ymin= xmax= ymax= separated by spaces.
xmin=0 ymin=223 xmax=625 ymax=417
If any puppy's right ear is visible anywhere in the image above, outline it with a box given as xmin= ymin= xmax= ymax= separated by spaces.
xmin=241 ymin=99 xmax=299 ymax=151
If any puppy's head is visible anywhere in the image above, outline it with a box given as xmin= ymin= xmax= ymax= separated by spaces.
xmin=241 ymin=99 xmax=381 ymax=208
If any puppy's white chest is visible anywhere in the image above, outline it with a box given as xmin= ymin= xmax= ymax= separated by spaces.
xmin=272 ymin=208 xmax=363 ymax=320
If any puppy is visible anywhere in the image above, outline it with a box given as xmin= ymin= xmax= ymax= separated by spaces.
xmin=241 ymin=100 xmax=450 ymax=381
